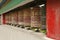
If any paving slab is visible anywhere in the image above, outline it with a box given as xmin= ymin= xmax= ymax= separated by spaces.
xmin=0 ymin=25 xmax=54 ymax=40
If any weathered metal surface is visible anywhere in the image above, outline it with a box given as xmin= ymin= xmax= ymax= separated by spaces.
xmin=24 ymin=9 xmax=31 ymax=27
xmin=18 ymin=10 xmax=24 ymax=25
xmin=31 ymin=7 xmax=41 ymax=27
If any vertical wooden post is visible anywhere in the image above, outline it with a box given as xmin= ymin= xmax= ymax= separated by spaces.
xmin=3 ymin=14 xmax=6 ymax=24
xmin=0 ymin=15 xmax=1 ymax=24
xmin=47 ymin=0 xmax=60 ymax=39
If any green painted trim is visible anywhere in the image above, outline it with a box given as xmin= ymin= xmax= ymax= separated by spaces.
xmin=0 ymin=0 xmax=24 ymax=14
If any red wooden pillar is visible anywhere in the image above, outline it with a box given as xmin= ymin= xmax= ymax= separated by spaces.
xmin=47 ymin=0 xmax=60 ymax=39
xmin=0 ymin=15 xmax=1 ymax=24
xmin=3 ymin=14 xmax=6 ymax=24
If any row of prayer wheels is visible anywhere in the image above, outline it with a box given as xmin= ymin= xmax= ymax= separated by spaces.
xmin=4 ymin=6 xmax=46 ymax=32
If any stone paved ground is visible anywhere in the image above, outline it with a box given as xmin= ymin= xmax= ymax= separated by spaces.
xmin=0 ymin=25 xmax=54 ymax=40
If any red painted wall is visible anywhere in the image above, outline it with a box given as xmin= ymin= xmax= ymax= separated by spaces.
xmin=47 ymin=0 xmax=60 ymax=39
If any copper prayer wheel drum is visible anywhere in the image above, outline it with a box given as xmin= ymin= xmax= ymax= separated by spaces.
xmin=18 ymin=10 xmax=24 ymax=26
xmin=23 ymin=8 xmax=31 ymax=27
xmin=31 ymin=7 xmax=41 ymax=28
